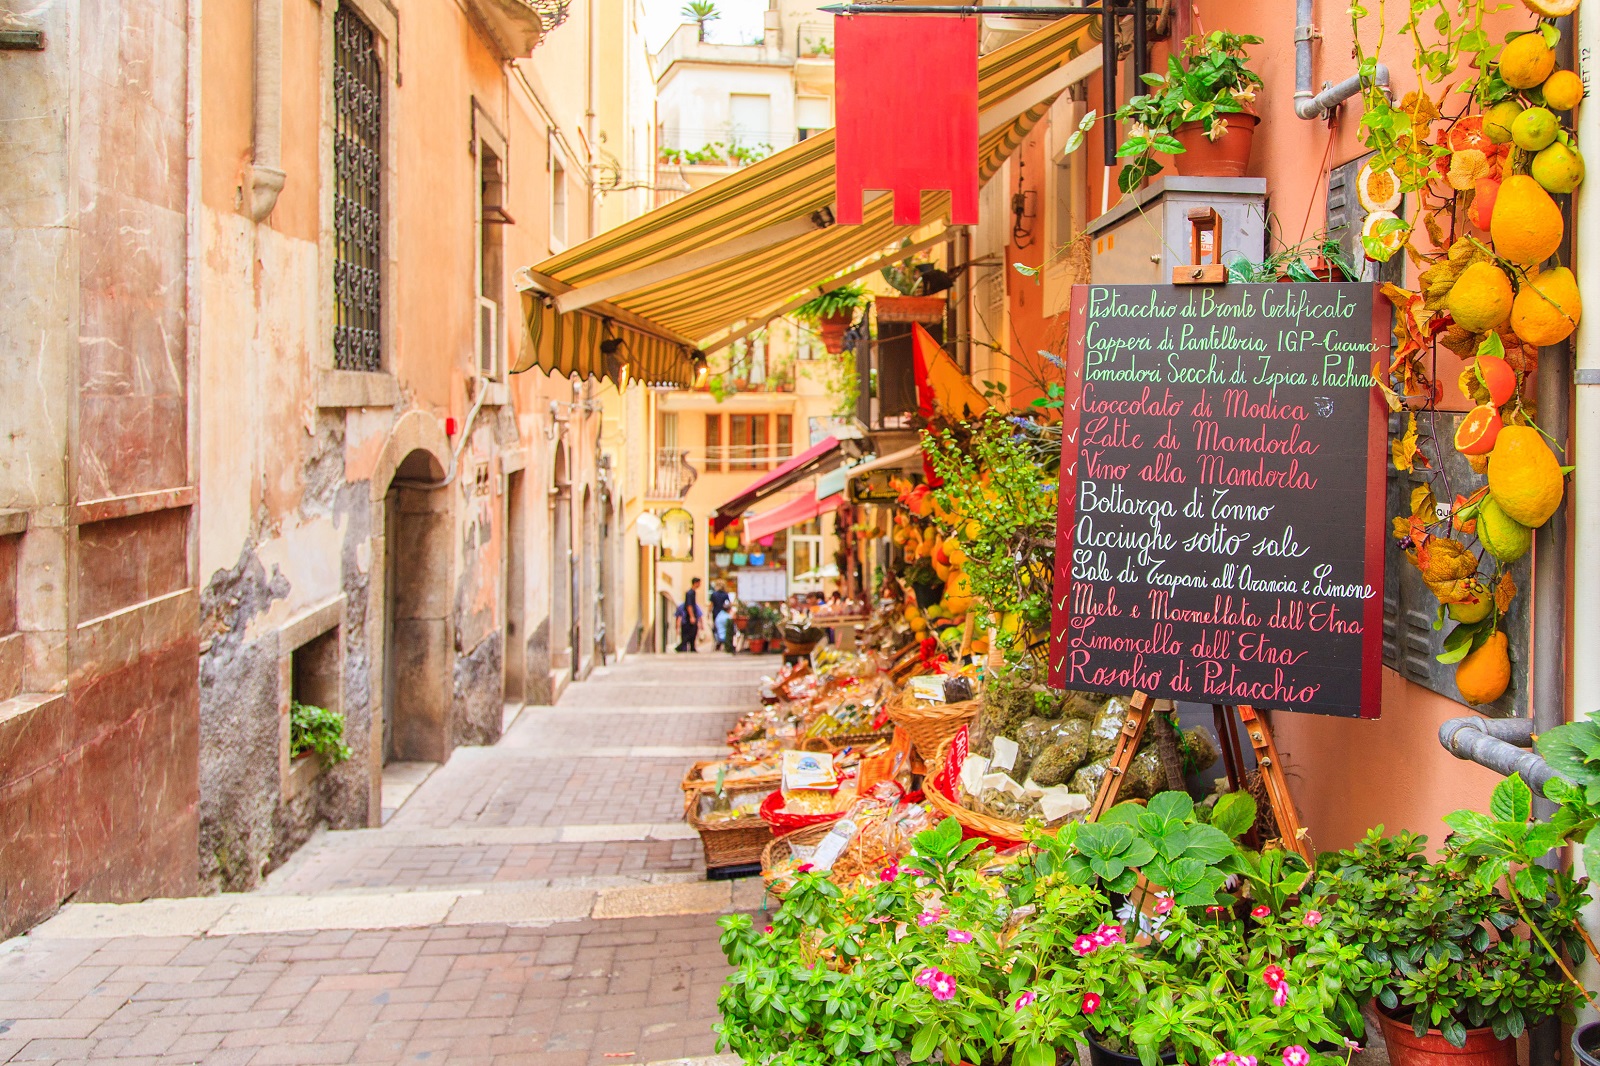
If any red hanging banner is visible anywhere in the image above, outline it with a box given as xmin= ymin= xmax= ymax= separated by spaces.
xmin=833 ymin=14 xmax=979 ymax=226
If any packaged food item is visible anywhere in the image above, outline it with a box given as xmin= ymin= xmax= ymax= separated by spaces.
xmin=1069 ymin=756 xmax=1111 ymax=797
xmin=1088 ymin=697 xmax=1132 ymax=758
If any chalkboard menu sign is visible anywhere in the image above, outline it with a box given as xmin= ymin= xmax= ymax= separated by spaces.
xmin=1048 ymin=284 xmax=1389 ymax=718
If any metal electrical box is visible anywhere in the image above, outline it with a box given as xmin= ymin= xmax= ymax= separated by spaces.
xmin=1085 ymin=176 xmax=1268 ymax=283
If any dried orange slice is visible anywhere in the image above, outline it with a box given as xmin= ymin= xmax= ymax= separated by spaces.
xmin=1455 ymin=404 xmax=1504 ymax=456
xmin=1521 ymin=0 xmax=1578 ymax=15
xmin=1358 ymin=164 xmax=1402 ymax=212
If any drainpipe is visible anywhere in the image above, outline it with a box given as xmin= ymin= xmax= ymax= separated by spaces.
xmin=1438 ymin=716 xmax=1557 ymax=796
xmin=245 ymin=0 xmax=286 ymax=221
xmin=1574 ymin=0 xmax=1600 ymax=763
xmin=1293 ymin=0 xmax=1390 ymax=120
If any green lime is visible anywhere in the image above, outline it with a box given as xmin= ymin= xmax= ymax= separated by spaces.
xmin=1531 ymin=141 xmax=1586 ymax=194
xmin=1512 ymin=106 xmax=1560 ymax=152
xmin=1484 ymin=100 xmax=1524 ymax=144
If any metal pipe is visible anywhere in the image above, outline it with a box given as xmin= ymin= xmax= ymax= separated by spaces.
xmin=1100 ymin=4 xmax=1118 ymax=161
xmin=1131 ymin=0 xmax=1147 ymax=89
xmin=1292 ymin=0 xmax=1390 ymax=120
xmin=1438 ymin=716 xmax=1557 ymax=796
xmin=246 ymin=0 xmax=286 ymax=221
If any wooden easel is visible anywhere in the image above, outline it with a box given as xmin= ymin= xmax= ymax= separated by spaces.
xmin=1087 ymin=690 xmax=1312 ymax=862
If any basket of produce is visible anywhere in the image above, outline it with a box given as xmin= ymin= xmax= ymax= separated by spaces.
xmin=760 ymin=786 xmax=850 ymax=834
xmin=783 ymin=623 xmax=826 ymax=656
xmin=761 ymin=784 xmax=935 ymax=898
xmin=681 ymin=757 xmax=781 ymax=796
xmin=684 ymin=782 xmax=778 ymax=869
xmin=885 ymin=689 xmax=979 ymax=763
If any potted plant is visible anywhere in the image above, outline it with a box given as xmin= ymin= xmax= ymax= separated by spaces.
xmin=876 ymin=242 xmax=948 ymax=323
xmin=794 ymin=283 xmax=869 ymax=354
xmin=1078 ymin=31 xmax=1264 ymax=195
xmin=1319 ymin=781 xmax=1585 ymax=1066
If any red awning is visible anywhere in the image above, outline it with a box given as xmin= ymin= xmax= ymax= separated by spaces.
xmin=745 ymin=492 xmax=844 ymax=543
xmin=712 ymin=436 xmax=843 ymax=531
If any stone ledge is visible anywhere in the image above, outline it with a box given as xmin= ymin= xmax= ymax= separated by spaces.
xmin=0 ymin=508 xmax=28 ymax=537
xmin=72 ymin=486 xmax=195 ymax=525
xmin=317 ymin=369 xmax=400 ymax=409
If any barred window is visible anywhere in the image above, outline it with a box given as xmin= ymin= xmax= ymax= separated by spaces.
xmin=333 ymin=5 xmax=383 ymax=372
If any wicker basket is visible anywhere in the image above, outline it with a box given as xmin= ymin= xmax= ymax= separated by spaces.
xmin=684 ymin=788 xmax=778 ymax=869
xmin=681 ymin=759 xmax=780 ymax=796
xmin=760 ymin=821 xmax=836 ymax=898
xmin=924 ymin=738 xmax=1044 ymax=844
xmin=886 ymin=692 xmax=979 ymax=763
xmin=800 ymin=728 xmax=893 ymax=752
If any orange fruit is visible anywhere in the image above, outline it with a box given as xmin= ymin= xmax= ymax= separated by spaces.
xmin=1469 ymin=178 xmax=1499 ymax=230
xmin=1455 ymin=404 xmax=1503 ymax=455
xmin=1511 ymin=266 xmax=1582 ymax=346
xmin=1500 ymin=33 xmax=1557 ymax=91
xmin=1476 ymin=354 xmax=1517 ymax=406
xmin=1543 ymin=70 xmax=1585 ymax=111
xmin=1491 ymin=175 xmax=1564 ymax=264
xmin=1456 ymin=630 xmax=1512 ymax=705
xmin=1447 ymin=262 xmax=1514 ymax=331
xmin=1484 ymin=101 xmax=1524 ymax=144
xmin=1487 ymin=424 xmax=1564 ymax=527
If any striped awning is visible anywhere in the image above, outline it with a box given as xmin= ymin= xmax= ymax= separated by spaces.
xmin=521 ymin=15 xmax=1098 ymax=351
xmin=513 ymin=291 xmax=697 ymax=386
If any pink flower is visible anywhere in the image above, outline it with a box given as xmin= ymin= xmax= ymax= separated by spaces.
xmin=927 ymin=971 xmax=957 ymax=1001
xmin=763 ymin=925 xmax=774 ymax=934
xmin=798 ymin=863 xmax=813 ymax=873
xmin=880 ymin=864 xmax=900 ymax=882
xmin=1272 ymin=982 xmax=1290 ymax=1008
xmin=947 ymin=929 xmax=974 ymax=943
xmin=915 ymin=967 xmax=939 ymax=989
xmin=1211 ymin=1054 xmax=1237 ymax=1066
xmin=1251 ymin=905 xmax=1271 ymax=919
xmin=1206 ymin=905 xmax=1227 ymax=917
xmin=1302 ymin=910 xmax=1323 ymax=927
xmin=1154 ymin=896 xmax=1174 ymax=915
xmin=1261 ymin=965 xmax=1286 ymax=989
xmin=1283 ymin=1046 xmax=1311 ymax=1066
xmin=917 ymin=909 xmax=943 ymax=927
xmin=1096 ymin=922 xmax=1124 ymax=944
xmin=1014 ymin=991 xmax=1037 ymax=1011
xmin=1072 ymin=935 xmax=1098 ymax=956
xmin=867 ymin=915 xmax=892 ymax=924
xmin=1240 ymin=1057 xmax=1258 ymax=1066
xmin=1081 ymin=992 xmax=1101 ymax=1015
xmin=905 ymin=867 xmax=926 ymax=877
xmin=1344 ymin=1040 xmax=1363 ymax=1053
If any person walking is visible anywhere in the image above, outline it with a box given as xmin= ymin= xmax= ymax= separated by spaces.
xmin=676 ymin=577 xmax=703 ymax=652
xmin=708 ymin=582 xmax=732 ymax=652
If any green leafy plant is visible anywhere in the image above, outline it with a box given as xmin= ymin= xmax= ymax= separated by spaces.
xmin=682 ymin=0 xmax=719 ymax=41
xmin=923 ymin=415 xmax=1059 ymax=659
xmin=1064 ymin=31 xmax=1262 ymax=194
xmin=1318 ymin=799 xmax=1585 ymax=1047
xmin=717 ymin=800 xmax=1373 ymax=1066
xmin=290 ymin=700 xmax=352 ymax=765
xmin=793 ymin=282 xmax=870 ymax=323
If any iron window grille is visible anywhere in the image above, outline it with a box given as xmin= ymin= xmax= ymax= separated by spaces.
xmin=333 ymin=5 xmax=383 ymax=372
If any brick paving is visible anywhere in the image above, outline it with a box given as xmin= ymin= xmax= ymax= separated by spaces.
xmin=0 ymin=654 xmax=773 ymax=1065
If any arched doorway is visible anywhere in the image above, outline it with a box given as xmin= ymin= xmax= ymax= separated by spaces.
xmin=383 ymin=449 xmax=452 ymax=764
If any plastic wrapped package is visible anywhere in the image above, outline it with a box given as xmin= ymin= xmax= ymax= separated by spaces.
xmin=1069 ymin=756 xmax=1111 ymax=797
xmin=1183 ymin=725 xmax=1220 ymax=775
xmin=1028 ymin=730 xmax=1089 ymax=787
xmin=1122 ymin=749 xmax=1167 ymax=799
xmin=1088 ymin=697 xmax=1132 ymax=758
xmin=1062 ymin=691 xmax=1108 ymax=722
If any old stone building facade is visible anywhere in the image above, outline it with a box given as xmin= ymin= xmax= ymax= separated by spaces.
xmin=0 ymin=0 xmax=661 ymax=935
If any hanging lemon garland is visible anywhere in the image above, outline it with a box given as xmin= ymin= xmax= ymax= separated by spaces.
xmin=1351 ymin=0 xmax=1581 ymax=705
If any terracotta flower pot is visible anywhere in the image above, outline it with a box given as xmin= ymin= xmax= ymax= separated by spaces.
xmin=874 ymin=295 xmax=946 ymax=324
xmin=1376 ymin=1007 xmax=1515 ymax=1066
xmin=1172 ymin=112 xmax=1259 ymax=179
xmin=747 ymin=638 xmax=767 ymax=653
xmin=818 ymin=311 xmax=854 ymax=354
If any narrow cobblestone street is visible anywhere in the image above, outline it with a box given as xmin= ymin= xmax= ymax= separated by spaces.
xmin=0 ymin=655 xmax=773 ymax=1066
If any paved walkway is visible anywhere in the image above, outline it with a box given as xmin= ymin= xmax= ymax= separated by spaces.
xmin=0 ymin=654 xmax=774 ymax=1066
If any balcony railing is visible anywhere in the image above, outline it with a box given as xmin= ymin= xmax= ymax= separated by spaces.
xmin=704 ymin=443 xmax=795 ymax=473
xmin=650 ymin=448 xmax=699 ymax=499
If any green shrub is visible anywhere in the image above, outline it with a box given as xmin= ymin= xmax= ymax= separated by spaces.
xmin=290 ymin=700 xmax=352 ymax=765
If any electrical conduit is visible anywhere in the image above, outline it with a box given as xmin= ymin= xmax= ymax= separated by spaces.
xmin=1293 ymin=0 xmax=1390 ymax=120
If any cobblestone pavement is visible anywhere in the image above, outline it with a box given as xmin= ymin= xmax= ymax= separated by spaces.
xmin=0 ymin=654 xmax=777 ymax=1066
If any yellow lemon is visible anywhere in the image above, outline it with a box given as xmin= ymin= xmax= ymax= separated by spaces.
xmin=1530 ymin=141 xmax=1585 ymax=195
xmin=1491 ymin=175 xmax=1564 ymax=264
xmin=1456 ymin=630 xmax=1512 ymax=705
xmin=1543 ymin=69 xmax=1585 ymax=110
xmin=1487 ymin=424 xmax=1564 ymax=527
xmin=1510 ymin=266 xmax=1582 ymax=346
xmin=1511 ymin=106 xmax=1559 ymax=152
xmin=1500 ymin=32 xmax=1557 ymax=90
xmin=1447 ymin=578 xmax=1494 ymax=623
xmin=1484 ymin=100 xmax=1524 ymax=144
xmin=1476 ymin=497 xmax=1532 ymax=562
xmin=1446 ymin=261 xmax=1514 ymax=332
